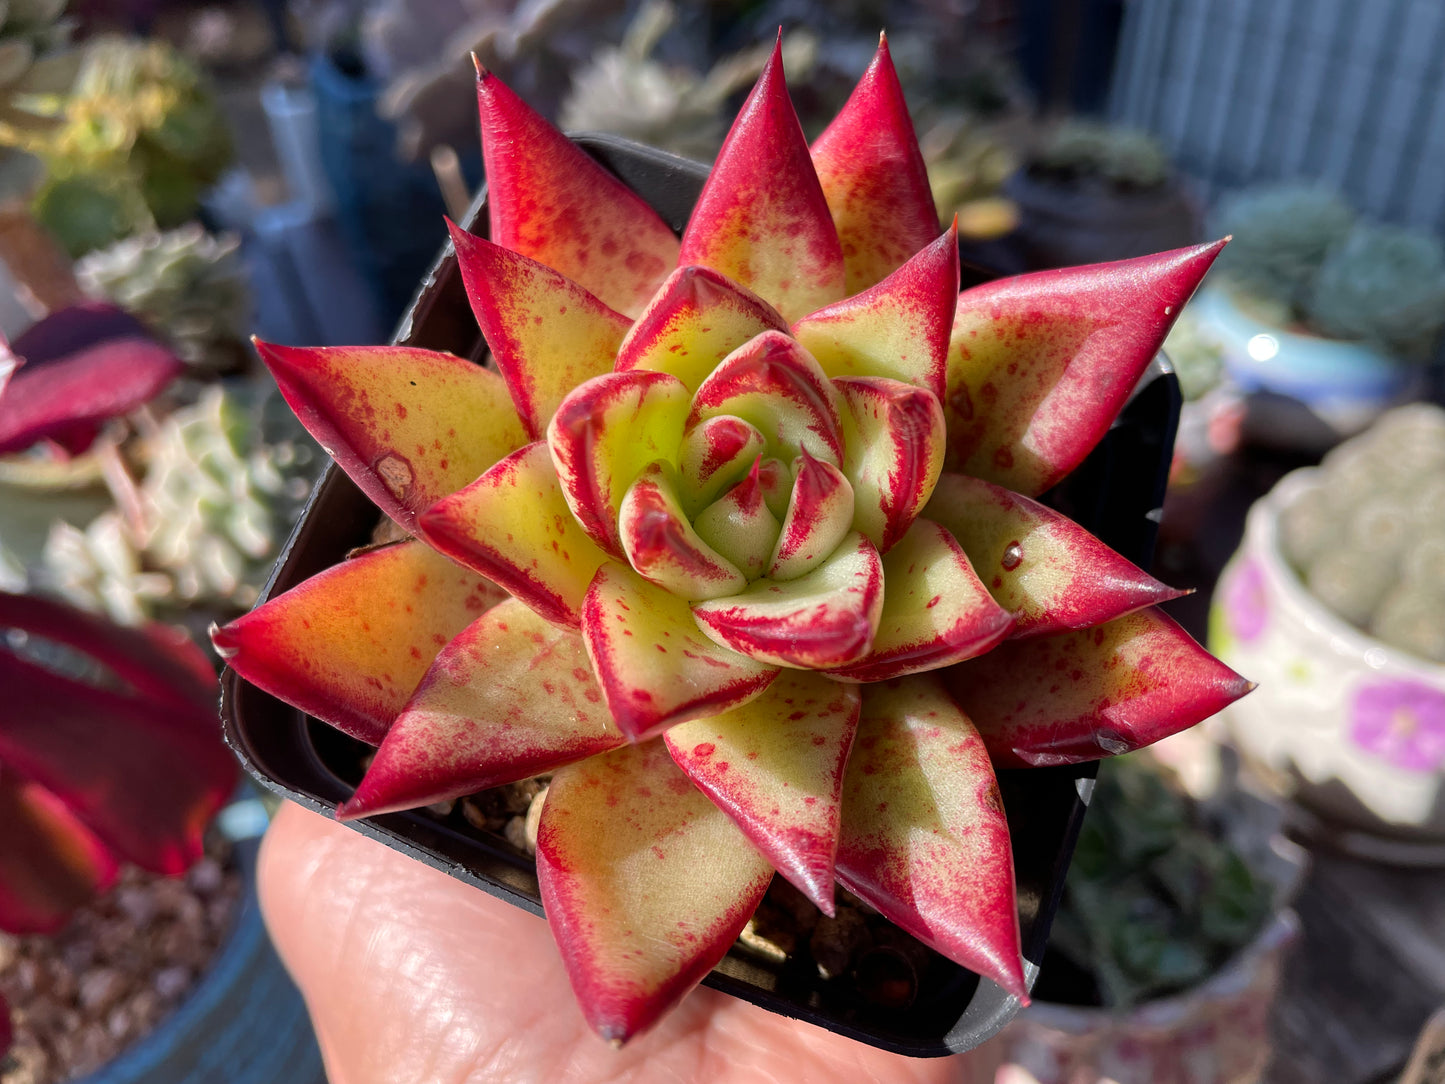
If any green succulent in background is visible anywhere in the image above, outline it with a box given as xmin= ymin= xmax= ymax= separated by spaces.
xmin=40 ymin=385 xmax=319 ymax=627
xmin=76 ymin=224 xmax=251 ymax=374
xmin=1305 ymin=224 xmax=1445 ymax=363
xmin=1029 ymin=119 xmax=1172 ymax=189
xmin=559 ymin=1 xmax=818 ymax=162
xmin=0 ymin=0 xmax=75 ymax=109
xmin=1279 ymin=404 xmax=1445 ymax=662
xmin=1048 ymin=755 xmax=1273 ymax=1009
xmin=3 ymin=35 xmax=233 ymax=256
xmin=1209 ymin=184 xmax=1356 ymax=314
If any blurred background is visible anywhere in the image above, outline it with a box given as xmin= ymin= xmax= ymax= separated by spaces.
xmin=1 ymin=1 xmax=1444 ymax=1082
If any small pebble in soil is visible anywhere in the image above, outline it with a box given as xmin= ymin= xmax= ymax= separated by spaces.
xmin=0 ymin=844 xmax=241 ymax=1084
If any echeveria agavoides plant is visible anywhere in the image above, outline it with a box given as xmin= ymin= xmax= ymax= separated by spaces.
xmin=212 ymin=34 xmax=1251 ymax=1044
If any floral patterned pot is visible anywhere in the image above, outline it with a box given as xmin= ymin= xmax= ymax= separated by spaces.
xmin=1000 ymin=911 xmax=1297 ymax=1084
xmin=1210 ymin=468 xmax=1445 ymax=858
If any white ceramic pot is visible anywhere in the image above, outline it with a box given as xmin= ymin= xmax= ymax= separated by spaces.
xmin=1210 ymin=469 xmax=1445 ymax=852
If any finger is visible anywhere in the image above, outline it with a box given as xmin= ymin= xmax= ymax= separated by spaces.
xmin=258 ymin=801 xmax=993 ymax=1084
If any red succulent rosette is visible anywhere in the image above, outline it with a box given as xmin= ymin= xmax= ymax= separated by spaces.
xmin=213 ymin=35 xmax=1250 ymax=1044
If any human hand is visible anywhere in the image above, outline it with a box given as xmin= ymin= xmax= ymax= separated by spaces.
xmin=259 ymin=801 xmax=1002 ymax=1084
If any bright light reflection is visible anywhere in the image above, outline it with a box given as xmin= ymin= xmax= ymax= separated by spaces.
xmin=1247 ymin=333 xmax=1280 ymax=361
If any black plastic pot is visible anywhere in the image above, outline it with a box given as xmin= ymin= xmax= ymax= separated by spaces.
xmin=220 ymin=134 xmax=1183 ymax=1058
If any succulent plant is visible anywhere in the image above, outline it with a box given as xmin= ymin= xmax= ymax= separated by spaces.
xmin=1048 ymin=754 xmax=1273 ymax=1009
xmin=0 ymin=0 xmax=76 ymax=132
xmin=559 ymin=2 xmax=818 ymax=163
xmin=0 ymin=590 xmax=238 ymax=1042
xmin=1279 ymin=404 xmax=1445 ymax=660
xmin=1028 ymin=119 xmax=1172 ymax=190
xmin=213 ymin=35 xmax=1250 ymax=1043
xmin=75 ymin=225 xmax=251 ymax=374
xmin=40 ymin=385 xmax=319 ymax=625
xmin=1305 ymin=223 xmax=1445 ymax=362
xmin=1209 ymin=184 xmax=1356 ymax=313
xmin=3 ymin=36 xmax=233 ymax=256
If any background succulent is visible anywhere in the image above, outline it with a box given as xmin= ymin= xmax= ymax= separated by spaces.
xmin=215 ymin=36 xmax=1247 ymax=1044
xmin=75 ymin=225 xmax=251 ymax=374
xmin=1209 ymin=184 xmax=1356 ymax=315
xmin=3 ymin=36 xmax=233 ymax=255
xmin=1048 ymin=754 xmax=1273 ymax=1009
xmin=1279 ymin=404 xmax=1445 ymax=660
xmin=39 ymin=385 xmax=318 ymax=628
xmin=1304 ymin=223 xmax=1445 ymax=363
xmin=1028 ymin=118 xmax=1172 ymax=189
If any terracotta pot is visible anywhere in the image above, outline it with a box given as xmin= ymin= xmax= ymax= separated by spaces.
xmin=1211 ymin=468 xmax=1445 ymax=861
xmin=219 ymin=133 xmax=1185 ymax=1057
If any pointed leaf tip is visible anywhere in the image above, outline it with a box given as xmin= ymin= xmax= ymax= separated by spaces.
xmin=537 ymin=740 xmax=774 ymax=1043
xmin=215 ymin=540 xmax=506 ymax=744
xmin=945 ymin=240 xmax=1227 ymax=496
xmin=666 ymin=671 xmax=860 ymax=913
xmin=837 ymin=676 xmax=1026 ymax=999
xmin=254 ymin=339 xmax=527 ymax=531
xmin=476 ymin=70 xmax=678 ymax=318
xmin=339 ymin=599 xmax=624 ymax=819
xmin=680 ymin=43 xmax=844 ymax=322
xmin=810 ymin=37 xmax=938 ymax=294
xmin=925 ymin=473 xmax=1187 ymax=636
xmin=447 ymin=221 xmax=631 ymax=439
xmin=944 ymin=607 xmax=1253 ymax=768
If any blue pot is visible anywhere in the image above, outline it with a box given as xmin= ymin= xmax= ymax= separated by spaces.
xmin=74 ymin=801 xmax=324 ymax=1084
xmin=1192 ymin=285 xmax=1418 ymax=436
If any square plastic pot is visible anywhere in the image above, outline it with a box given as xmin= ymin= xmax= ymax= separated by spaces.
xmin=219 ymin=134 xmax=1183 ymax=1058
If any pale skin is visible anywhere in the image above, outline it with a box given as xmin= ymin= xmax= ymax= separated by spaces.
xmin=259 ymin=801 xmax=1001 ymax=1084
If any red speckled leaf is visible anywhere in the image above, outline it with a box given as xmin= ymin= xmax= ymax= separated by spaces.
xmin=665 ymin=671 xmax=859 ymax=913
xmin=678 ymin=38 xmax=845 ymax=322
xmin=536 ymin=739 xmax=774 ymax=1044
xmin=792 ymin=223 xmax=958 ymax=402
xmin=0 ymin=303 xmax=182 ymax=455
xmin=619 ymin=462 xmax=746 ymax=600
xmin=768 ymin=451 xmax=854 ymax=581
xmin=211 ymin=541 xmax=506 ymax=745
xmin=0 ymin=623 xmax=234 ymax=876
xmin=944 ymin=241 xmax=1226 ymax=496
xmin=830 ymin=518 xmax=1013 ymax=683
xmin=254 ymin=341 xmax=528 ymax=533
xmin=0 ymin=774 xmax=118 ymax=935
xmin=693 ymin=459 xmax=782 ymax=579
xmin=692 ymin=531 xmax=883 ymax=669
xmin=942 ymin=608 xmax=1254 ymax=769
xmin=476 ymin=68 xmax=678 ymax=318
xmin=834 ymin=375 xmax=946 ymax=554
xmin=615 ymin=266 xmax=790 ymax=392
xmin=809 ymin=34 xmax=939 ymax=294
xmin=581 ymin=562 xmax=776 ymax=740
xmin=548 ymin=370 xmax=691 ymax=560
xmin=676 ymin=415 xmax=766 ymax=514
xmin=339 ymin=599 xmax=624 ymax=819
xmin=926 ymin=473 xmax=1184 ymax=636
xmin=420 ymin=441 xmax=609 ymax=629
xmin=449 ymin=221 xmax=632 ymax=439
xmin=836 ymin=675 xmax=1026 ymax=999
xmin=689 ymin=330 xmax=843 ymax=467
